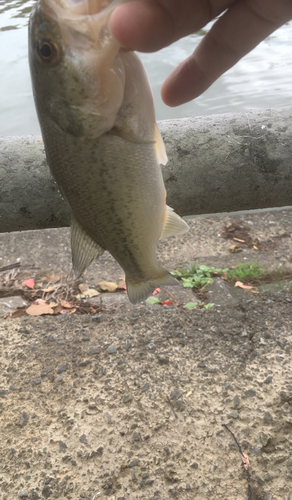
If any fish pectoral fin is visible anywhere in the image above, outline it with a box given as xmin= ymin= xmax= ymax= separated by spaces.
xmin=160 ymin=206 xmax=190 ymax=239
xmin=126 ymin=270 xmax=178 ymax=305
xmin=71 ymin=218 xmax=105 ymax=278
xmin=154 ymin=122 xmax=168 ymax=165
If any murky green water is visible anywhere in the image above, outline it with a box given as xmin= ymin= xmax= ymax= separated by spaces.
xmin=1 ymin=0 xmax=291 ymax=136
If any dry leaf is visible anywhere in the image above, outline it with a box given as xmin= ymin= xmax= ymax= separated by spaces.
xmin=98 ymin=281 xmax=118 ymax=292
xmin=76 ymin=289 xmax=100 ymax=299
xmin=60 ymin=300 xmax=74 ymax=308
xmin=23 ymin=278 xmax=35 ymax=289
xmin=26 ymin=302 xmax=54 ymax=316
xmin=60 ymin=308 xmax=76 ymax=315
xmin=45 ymin=273 xmax=61 ymax=284
xmin=152 ymin=288 xmax=160 ymax=295
xmin=83 ymin=289 xmax=100 ymax=298
xmin=234 ymin=281 xmax=255 ymax=290
xmin=41 ymin=286 xmax=55 ymax=292
xmin=52 ymin=304 xmax=64 ymax=315
xmin=78 ymin=283 xmax=89 ymax=293
xmin=49 ymin=301 xmax=58 ymax=307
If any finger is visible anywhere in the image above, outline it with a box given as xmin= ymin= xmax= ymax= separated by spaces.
xmin=109 ymin=0 xmax=232 ymax=52
xmin=109 ymin=1 xmax=175 ymax=52
xmin=162 ymin=0 xmax=292 ymax=106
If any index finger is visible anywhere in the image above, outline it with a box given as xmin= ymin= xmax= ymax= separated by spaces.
xmin=162 ymin=0 xmax=292 ymax=105
xmin=109 ymin=0 xmax=230 ymax=52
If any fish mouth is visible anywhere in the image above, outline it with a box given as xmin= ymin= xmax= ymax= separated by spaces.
xmin=41 ymin=0 xmax=114 ymax=17
xmin=39 ymin=0 xmax=119 ymax=44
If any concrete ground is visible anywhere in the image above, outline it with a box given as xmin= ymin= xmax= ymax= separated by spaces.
xmin=0 ymin=207 xmax=292 ymax=500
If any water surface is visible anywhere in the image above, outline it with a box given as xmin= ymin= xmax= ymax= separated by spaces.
xmin=1 ymin=0 xmax=291 ymax=136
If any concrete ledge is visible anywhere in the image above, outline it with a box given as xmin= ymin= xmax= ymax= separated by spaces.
xmin=0 ymin=107 xmax=292 ymax=233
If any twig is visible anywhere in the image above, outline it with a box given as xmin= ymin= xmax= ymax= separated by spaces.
xmin=0 ymin=262 xmax=21 ymax=273
xmin=222 ymin=424 xmax=251 ymax=500
xmin=165 ymin=290 xmax=179 ymax=305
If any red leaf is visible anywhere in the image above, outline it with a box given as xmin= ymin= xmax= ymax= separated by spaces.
xmin=161 ymin=300 xmax=172 ymax=306
xmin=23 ymin=279 xmax=35 ymax=289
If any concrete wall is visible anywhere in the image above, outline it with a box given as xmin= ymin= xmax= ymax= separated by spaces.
xmin=0 ymin=107 xmax=291 ymax=233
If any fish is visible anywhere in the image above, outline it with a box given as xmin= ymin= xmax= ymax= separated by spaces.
xmin=28 ymin=0 xmax=189 ymax=304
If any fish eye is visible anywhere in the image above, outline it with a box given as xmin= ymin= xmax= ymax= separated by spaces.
xmin=37 ymin=39 xmax=57 ymax=63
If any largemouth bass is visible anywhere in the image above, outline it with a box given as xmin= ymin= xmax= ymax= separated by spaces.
xmin=28 ymin=0 xmax=189 ymax=304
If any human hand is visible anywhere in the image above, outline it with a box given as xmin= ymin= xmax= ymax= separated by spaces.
xmin=109 ymin=0 xmax=292 ymax=106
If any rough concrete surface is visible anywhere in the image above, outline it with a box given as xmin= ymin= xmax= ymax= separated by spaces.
xmin=1 ymin=107 xmax=292 ymax=232
xmin=0 ymin=208 xmax=292 ymax=500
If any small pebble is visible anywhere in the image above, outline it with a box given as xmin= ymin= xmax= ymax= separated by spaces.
xmin=245 ymin=389 xmax=256 ymax=398
xmin=57 ymin=364 xmax=68 ymax=374
xmin=227 ymin=412 xmax=239 ymax=419
xmin=129 ymin=459 xmax=140 ymax=467
xmin=107 ymin=346 xmax=117 ymax=355
xmin=33 ymin=378 xmax=41 ymax=385
xmin=19 ymin=491 xmax=28 ymax=498
xmin=263 ymin=412 xmax=273 ymax=424
xmin=123 ymin=393 xmax=133 ymax=403
xmin=133 ymin=432 xmax=141 ymax=441
xmin=170 ymin=390 xmax=182 ymax=400
xmin=20 ymin=412 xmax=29 ymax=427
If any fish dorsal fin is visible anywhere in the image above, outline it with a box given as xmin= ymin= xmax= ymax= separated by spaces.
xmin=71 ymin=217 xmax=105 ymax=278
xmin=154 ymin=122 xmax=168 ymax=165
xmin=160 ymin=206 xmax=190 ymax=239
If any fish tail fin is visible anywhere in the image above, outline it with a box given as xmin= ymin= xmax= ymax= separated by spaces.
xmin=126 ymin=270 xmax=178 ymax=305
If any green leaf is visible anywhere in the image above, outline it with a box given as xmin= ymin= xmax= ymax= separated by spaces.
xmin=204 ymin=303 xmax=215 ymax=309
xmin=145 ymin=296 xmax=160 ymax=305
xmin=183 ymin=302 xmax=198 ymax=309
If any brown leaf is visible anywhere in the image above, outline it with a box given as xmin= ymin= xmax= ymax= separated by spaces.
xmin=26 ymin=302 xmax=54 ymax=316
xmin=78 ymin=283 xmax=89 ymax=293
xmin=98 ymin=281 xmax=118 ymax=292
xmin=60 ymin=308 xmax=76 ymax=315
xmin=52 ymin=304 xmax=64 ymax=315
xmin=41 ymin=286 xmax=56 ymax=292
xmin=60 ymin=300 xmax=74 ymax=308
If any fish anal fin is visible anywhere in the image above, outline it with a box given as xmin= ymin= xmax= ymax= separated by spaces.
xmin=126 ymin=270 xmax=178 ymax=305
xmin=160 ymin=206 xmax=190 ymax=240
xmin=71 ymin=218 xmax=105 ymax=278
xmin=154 ymin=122 xmax=168 ymax=165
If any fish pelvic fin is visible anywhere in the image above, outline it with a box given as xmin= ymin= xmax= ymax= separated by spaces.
xmin=160 ymin=206 xmax=190 ymax=240
xmin=126 ymin=270 xmax=178 ymax=305
xmin=71 ymin=217 xmax=105 ymax=278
